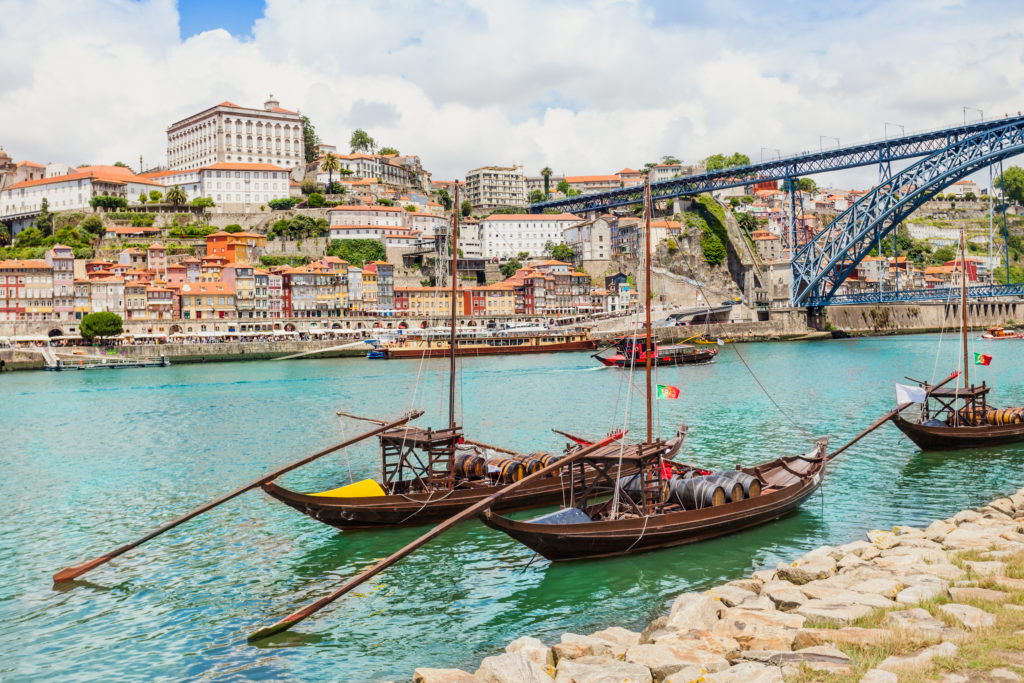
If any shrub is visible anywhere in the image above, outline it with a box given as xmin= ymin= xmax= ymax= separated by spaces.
xmin=306 ymin=192 xmax=326 ymax=208
xmin=191 ymin=197 xmax=215 ymax=208
xmin=268 ymin=197 xmax=299 ymax=210
xmin=80 ymin=312 xmax=123 ymax=341
xmin=89 ymin=195 xmax=128 ymax=210
xmin=224 ymin=224 xmax=243 ymax=233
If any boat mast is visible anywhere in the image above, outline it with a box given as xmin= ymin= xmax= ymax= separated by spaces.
xmin=449 ymin=185 xmax=460 ymax=430
xmin=961 ymin=228 xmax=968 ymax=390
xmin=644 ymin=177 xmax=653 ymax=444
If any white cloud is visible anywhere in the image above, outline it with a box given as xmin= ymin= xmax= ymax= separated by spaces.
xmin=1 ymin=0 xmax=1023 ymax=188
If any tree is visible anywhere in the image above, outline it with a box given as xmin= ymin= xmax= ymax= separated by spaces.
xmin=378 ymin=146 xmax=399 ymax=155
xmin=114 ymin=161 xmax=129 ymax=168
xmin=964 ymin=192 xmax=977 ymax=202
xmin=224 ymin=224 xmax=243 ymax=233
xmin=551 ymin=243 xmax=575 ymax=262
xmin=80 ymin=312 xmax=123 ymax=341
xmin=326 ymin=181 xmax=344 ymax=194
xmin=540 ymin=166 xmax=553 ymax=195
xmin=736 ymin=212 xmax=758 ymax=233
xmin=661 ymin=155 xmax=681 ymax=166
xmin=704 ymin=152 xmax=751 ymax=171
xmin=148 ymin=190 xmax=163 ymax=203
xmin=33 ymin=198 xmax=53 ymax=236
xmin=700 ymin=231 xmax=725 ymax=264
xmin=326 ymin=239 xmax=386 ymax=266
xmin=14 ymin=226 xmax=44 ymax=247
xmin=306 ymin=192 xmax=326 ymax=208
xmin=931 ymin=246 xmax=956 ymax=264
xmin=301 ymin=115 xmax=320 ymax=163
xmin=89 ymin=195 xmax=128 ymax=210
xmin=405 ymin=204 xmax=417 ymax=212
xmin=268 ymin=197 xmax=299 ymax=210
xmin=377 ymin=197 xmax=394 ymax=206
xmin=435 ymin=188 xmax=452 ymax=211
xmin=165 ymin=185 xmax=187 ymax=206
xmin=500 ymin=258 xmax=522 ymax=278
xmin=350 ymin=128 xmax=376 ymax=154
xmin=997 ymin=166 xmax=1024 ymax=205
xmin=79 ymin=215 xmax=104 ymax=237
xmin=460 ymin=200 xmax=472 ymax=217
xmin=321 ymin=152 xmax=340 ymax=191
xmin=300 ymin=179 xmax=318 ymax=195
xmin=517 ymin=251 xmax=530 ymax=260
xmin=799 ymin=178 xmax=816 ymax=192
xmin=191 ymin=196 xmax=216 ymax=208
xmin=556 ymin=179 xmax=570 ymax=194
xmin=0 ymin=225 xmax=9 ymax=246
xmin=529 ymin=189 xmax=545 ymax=204
xmin=138 ymin=192 xmax=148 ymax=204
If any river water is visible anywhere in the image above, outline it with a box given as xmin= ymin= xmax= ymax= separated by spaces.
xmin=4 ymin=334 xmax=1024 ymax=682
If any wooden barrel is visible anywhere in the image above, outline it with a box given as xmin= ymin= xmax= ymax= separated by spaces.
xmin=716 ymin=470 xmax=762 ymax=498
xmin=531 ymin=452 xmax=563 ymax=474
xmin=988 ymin=409 xmax=1000 ymax=425
xmin=671 ymin=476 xmax=726 ymax=509
xmin=620 ymin=472 xmax=669 ymax=503
xmin=509 ymin=453 xmax=544 ymax=475
xmin=705 ymin=475 xmax=744 ymax=503
xmin=487 ymin=458 xmax=526 ymax=483
xmin=454 ymin=452 xmax=485 ymax=479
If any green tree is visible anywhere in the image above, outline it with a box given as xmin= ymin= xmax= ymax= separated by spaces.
xmin=223 ymin=224 xmax=243 ymax=233
xmin=964 ymin=192 xmax=977 ymax=202
xmin=736 ymin=212 xmax=758 ymax=233
xmin=114 ymin=161 xmax=129 ymax=168
xmin=301 ymin=115 xmax=320 ymax=163
xmin=350 ymin=128 xmax=376 ymax=154
xmin=661 ymin=155 xmax=681 ymax=166
xmin=148 ymin=190 xmax=163 ymax=203
xmin=378 ymin=146 xmax=399 ymax=155
xmin=500 ymin=257 xmax=522 ymax=278
xmin=306 ymin=192 xmax=326 ymax=208
xmin=321 ymin=152 xmax=340 ymax=190
xmin=33 ymin=198 xmax=53 ymax=236
xmin=460 ymin=200 xmax=472 ymax=217
xmin=165 ymin=185 xmax=187 ymax=206
xmin=997 ymin=166 xmax=1024 ymax=205
xmin=138 ymin=192 xmax=148 ymax=204
xmin=556 ymin=179 xmax=570 ymax=194
xmin=79 ymin=215 xmax=104 ymax=236
xmin=931 ymin=246 xmax=956 ymax=263
xmin=377 ymin=198 xmax=394 ymax=206
xmin=405 ymin=204 xmax=417 ymax=212
xmin=516 ymin=251 xmax=530 ymax=260
xmin=300 ymin=179 xmax=318 ymax=195
xmin=540 ymin=166 xmax=553 ymax=195
xmin=325 ymin=238 xmax=386 ymax=266
xmin=529 ymin=189 xmax=545 ymax=203
xmin=191 ymin=196 xmax=215 ymax=208
xmin=268 ymin=197 xmax=299 ymax=210
xmin=90 ymin=195 xmax=128 ymax=210
xmin=80 ymin=312 xmax=123 ymax=341
xmin=704 ymin=152 xmax=751 ymax=171
xmin=700 ymin=231 xmax=725 ymax=264
xmin=14 ymin=226 xmax=44 ymax=247
xmin=434 ymin=188 xmax=452 ymax=210
xmin=0 ymin=225 xmax=9 ymax=246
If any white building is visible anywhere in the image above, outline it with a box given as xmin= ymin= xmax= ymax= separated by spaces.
xmin=478 ymin=213 xmax=581 ymax=259
xmin=407 ymin=211 xmax=448 ymax=238
xmin=140 ymin=163 xmax=290 ymax=212
xmin=465 ymin=165 xmax=526 ymax=210
xmin=166 ymin=95 xmax=305 ymax=172
xmin=562 ymin=217 xmax=612 ymax=262
xmin=327 ymin=205 xmax=407 ymax=228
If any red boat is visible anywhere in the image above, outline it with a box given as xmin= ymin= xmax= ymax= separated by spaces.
xmin=594 ymin=335 xmax=717 ymax=367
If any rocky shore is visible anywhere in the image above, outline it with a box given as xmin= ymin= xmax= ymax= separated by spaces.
xmin=412 ymin=489 xmax=1024 ymax=683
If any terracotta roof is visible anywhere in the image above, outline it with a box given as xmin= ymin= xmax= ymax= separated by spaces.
xmin=0 ymin=259 xmax=50 ymax=269
xmin=482 ymin=213 xmax=580 ymax=221
xmin=5 ymin=166 xmax=163 ymax=190
xmin=180 ymin=282 xmax=234 ymax=294
xmin=204 ymin=162 xmax=287 ymax=171
xmin=329 ymin=205 xmax=404 ymax=212
xmin=565 ymin=175 xmax=619 ymax=183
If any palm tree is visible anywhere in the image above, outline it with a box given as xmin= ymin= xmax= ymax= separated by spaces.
xmin=540 ymin=166 xmax=553 ymax=196
xmin=322 ymin=153 xmax=340 ymax=193
xmin=165 ymin=185 xmax=187 ymax=206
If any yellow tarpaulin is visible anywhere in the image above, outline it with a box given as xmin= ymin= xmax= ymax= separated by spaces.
xmin=308 ymin=479 xmax=386 ymax=498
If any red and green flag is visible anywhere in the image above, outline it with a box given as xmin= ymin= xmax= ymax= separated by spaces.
xmin=657 ymin=384 xmax=680 ymax=399
xmin=975 ymin=353 xmax=992 ymax=366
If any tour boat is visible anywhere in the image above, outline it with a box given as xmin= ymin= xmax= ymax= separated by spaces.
xmin=891 ymin=231 xmax=1024 ymax=450
xmin=483 ymin=178 xmax=829 ymax=561
xmin=593 ymin=335 xmax=716 ymax=367
xmin=981 ymin=326 xmax=1022 ymax=340
xmin=373 ymin=328 xmax=596 ymax=359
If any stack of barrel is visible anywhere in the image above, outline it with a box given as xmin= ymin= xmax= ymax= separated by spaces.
xmin=619 ymin=467 xmax=761 ymax=509
xmin=985 ymin=407 xmax=1024 ymax=426
xmin=485 ymin=452 xmax=561 ymax=484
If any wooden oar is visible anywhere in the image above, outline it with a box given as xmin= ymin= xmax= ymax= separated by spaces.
xmin=827 ymin=371 xmax=961 ymax=461
xmin=335 ymin=410 xmax=386 ymax=425
xmin=247 ymin=432 xmax=625 ymax=642
xmin=52 ymin=411 xmax=424 ymax=584
xmin=551 ymin=428 xmax=595 ymax=446
xmin=460 ymin=438 xmax=523 ymax=457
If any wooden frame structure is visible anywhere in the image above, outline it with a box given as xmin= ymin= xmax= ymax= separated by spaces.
xmin=380 ymin=426 xmax=461 ymax=493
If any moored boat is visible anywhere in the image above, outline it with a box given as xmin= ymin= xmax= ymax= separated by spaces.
xmin=981 ymin=326 xmax=1022 ymax=340
xmin=378 ymin=328 xmax=596 ymax=359
xmin=594 ymin=335 xmax=716 ymax=367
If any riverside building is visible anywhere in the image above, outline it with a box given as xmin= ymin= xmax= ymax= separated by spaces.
xmin=465 ymin=165 xmax=527 ymax=211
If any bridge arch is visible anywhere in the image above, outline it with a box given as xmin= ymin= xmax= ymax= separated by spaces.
xmin=792 ymin=120 xmax=1024 ymax=307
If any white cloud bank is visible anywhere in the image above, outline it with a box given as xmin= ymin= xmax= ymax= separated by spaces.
xmin=1 ymin=0 xmax=1023 ymax=186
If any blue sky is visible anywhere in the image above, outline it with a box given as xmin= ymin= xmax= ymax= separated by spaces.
xmin=178 ymin=0 xmax=264 ymax=39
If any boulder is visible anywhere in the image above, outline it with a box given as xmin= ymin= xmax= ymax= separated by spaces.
xmin=837 ymin=553 xmax=870 ymax=570
xmin=414 ymin=669 xmax=480 ymax=683
xmin=775 ymin=557 xmax=837 ymax=585
xmin=988 ymin=498 xmax=1015 ymax=516
xmin=847 ymin=577 xmax=903 ymax=599
xmin=552 ymin=634 xmax=616 ymax=662
xmin=923 ymin=520 xmax=957 ymax=542
xmin=794 ymin=599 xmax=874 ymax=625
xmin=910 ymin=562 xmax=966 ymax=582
xmin=993 ymin=576 xmax=1024 ymax=592
xmin=725 ymin=578 xmax=763 ymax=593
xmin=990 ymin=668 xmax=1023 ymax=682
xmin=859 ymin=669 xmax=898 ymax=683
xmin=765 ymin=644 xmax=852 ymax=674
xmin=588 ymin=627 xmax=640 ymax=649
xmin=506 ymin=636 xmax=554 ymax=670
xmin=948 ymin=586 xmax=1011 ymax=602
xmin=938 ymin=603 xmax=996 ymax=629
xmin=762 ymin=582 xmax=806 ymax=611
xmin=711 ymin=608 xmax=804 ymax=649
xmin=867 ymin=529 xmax=900 ymax=549
xmin=883 ymin=608 xmax=958 ymax=640
xmin=965 ymin=560 xmax=1008 ymax=576
xmin=699 ymin=662 xmax=783 ymax=682
xmin=952 ymin=509 xmax=981 ymax=524
xmin=639 ymin=616 xmax=670 ymax=644
xmin=880 ymin=545 xmax=947 ymax=563
xmin=943 ymin=526 xmax=1000 ymax=550
xmin=654 ymin=630 xmax=740 ymax=660
xmin=666 ymin=593 xmax=722 ymax=633
xmin=797 ymin=584 xmax=894 ymax=609
xmin=836 ymin=540 xmax=876 ymax=557
xmin=659 ymin=667 xmax=706 ymax=683
xmin=895 ymin=582 xmax=948 ymax=605
xmin=475 ymin=651 xmax=553 ymax=683
xmin=878 ymin=641 xmax=958 ymax=672
xmin=792 ymin=627 xmax=895 ymax=649
xmin=706 ymin=584 xmax=758 ymax=607
xmin=625 ymin=640 xmax=728 ymax=681
xmin=554 ymin=656 xmax=653 ymax=683
xmin=750 ymin=569 xmax=777 ymax=583
xmin=735 ymin=596 xmax=776 ymax=611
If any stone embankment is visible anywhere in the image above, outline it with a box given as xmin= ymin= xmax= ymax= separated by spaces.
xmin=413 ymin=490 xmax=1024 ymax=683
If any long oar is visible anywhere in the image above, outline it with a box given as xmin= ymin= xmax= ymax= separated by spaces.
xmin=53 ymin=411 xmax=424 ymax=584
xmin=247 ymin=432 xmax=625 ymax=642
xmin=827 ymin=371 xmax=960 ymax=461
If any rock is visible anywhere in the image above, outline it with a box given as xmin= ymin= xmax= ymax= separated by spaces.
xmin=880 ymin=545 xmax=947 ymax=562
xmin=911 ymin=562 xmax=966 ymax=582
xmin=750 ymin=569 xmax=777 ymax=583
xmin=659 ymin=667 xmax=706 ymax=683
xmin=896 ymin=582 xmax=948 ymax=605
xmin=964 ymin=560 xmax=1007 ymax=576
xmin=761 ymin=582 xmax=806 ymax=611
xmin=475 ymin=651 xmax=553 ymax=683
xmin=776 ymin=556 xmax=837 ymax=584
xmin=884 ymin=608 xmax=957 ymax=640
xmin=944 ymin=526 xmax=999 ymax=550
xmin=742 ymin=646 xmax=850 ymax=673
xmin=506 ymin=636 xmax=554 ymax=670
xmin=847 ymin=577 xmax=903 ymax=599
xmin=991 ymin=667 xmax=1023 ymax=681
xmin=953 ymin=509 xmax=981 ymax=524
xmin=554 ymin=656 xmax=652 ymax=683
xmin=949 ymin=586 xmax=1011 ymax=602
xmin=859 ymin=669 xmax=898 ymax=683
xmin=655 ymin=630 xmax=740 ymax=660
xmin=551 ymin=641 xmax=591 ymax=662
xmin=711 ymin=607 xmax=805 ymax=649
xmin=923 ymin=520 xmax=957 ymax=542
xmin=625 ymin=639 xmax=729 ymax=681
xmin=666 ymin=593 xmax=722 ymax=633
xmin=794 ymin=599 xmax=874 ymax=625
xmin=588 ymin=627 xmax=641 ymax=649
xmin=726 ymin=578 xmax=763 ymax=593
xmin=792 ymin=627 xmax=895 ymax=649
xmin=701 ymin=662 xmax=783 ymax=682
xmin=939 ymin=674 xmax=969 ymax=683
xmin=867 ymin=529 xmax=900 ymax=549
xmin=837 ymin=539 xmax=876 ymax=557
xmin=878 ymin=641 xmax=958 ymax=672
xmin=989 ymin=498 xmax=1016 ymax=516
xmin=741 ymin=632 xmax=798 ymax=651
xmin=639 ymin=616 xmax=670 ymax=644
xmin=734 ymin=595 xmax=776 ymax=611
xmin=938 ymin=603 xmax=996 ymax=629
xmin=797 ymin=583 xmax=894 ymax=608
xmin=706 ymin=584 xmax=758 ymax=607
xmin=414 ymin=669 xmax=480 ymax=683
xmin=553 ymin=634 xmax=620 ymax=661
xmin=994 ymin=576 xmax=1024 ymax=591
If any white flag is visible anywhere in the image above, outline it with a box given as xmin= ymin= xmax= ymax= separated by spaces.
xmin=716 ymin=338 xmax=725 ymax=346
xmin=895 ymin=383 xmax=927 ymax=404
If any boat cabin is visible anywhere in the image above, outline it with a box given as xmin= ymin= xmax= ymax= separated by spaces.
xmin=916 ymin=384 xmax=991 ymax=426
xmin=379 ymin=426 xmax=462 ymax=494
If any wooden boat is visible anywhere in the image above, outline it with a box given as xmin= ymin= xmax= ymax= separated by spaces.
xmin=375 ymin=329 xmax=596 ymax=359
xmin=981 ymin=326 xmax=1021 ymax=340
xmin=594 ymin=335 xmax=716 ymax=367
xmin=890 ymin=231 xmax=1024 ymax=451
xmin=484 ymin=177 xmax=829 ymax=561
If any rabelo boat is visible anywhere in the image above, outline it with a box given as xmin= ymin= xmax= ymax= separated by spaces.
xmin=594 ymin=335 xmax=716 ymax=367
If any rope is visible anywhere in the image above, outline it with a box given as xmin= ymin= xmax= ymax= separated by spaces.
xmin=624 ymin=510 xmax=652 ymax=554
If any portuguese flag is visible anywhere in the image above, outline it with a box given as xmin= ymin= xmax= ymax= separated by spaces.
xmin=657 ymin=384 xmax=680 ymax=399
xmin=975 ymin=353 xmax=993 ymax=366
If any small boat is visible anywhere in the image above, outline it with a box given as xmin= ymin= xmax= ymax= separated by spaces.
xmin=981 ymin=326 xmax=1022 ymax=340
xmin=377 ymin=328 xmax=596 ymax=358
xmin=366 ymin=348 xmax=388 ymax=359
xmin=593 ymin=335 xmax=716 ymax=367
xmin=692 ymin=336 xmax=732 ymax=345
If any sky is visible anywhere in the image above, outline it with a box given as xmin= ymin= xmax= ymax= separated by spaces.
xmin=1 ymin=0 xmax=1023 ymax=188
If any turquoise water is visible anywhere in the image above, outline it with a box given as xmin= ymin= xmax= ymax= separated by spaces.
xmin=4 ymin=334 xmax=1024 ymax=682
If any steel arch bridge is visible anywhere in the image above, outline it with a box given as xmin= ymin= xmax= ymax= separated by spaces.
xmin=792 ymin=120 xmax=1024 ymax=307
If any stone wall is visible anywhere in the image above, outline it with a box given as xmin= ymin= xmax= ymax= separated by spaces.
xmin=823 ymin=301 xmax=1022 ymax=335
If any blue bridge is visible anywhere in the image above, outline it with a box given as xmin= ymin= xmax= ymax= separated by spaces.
xmin=531 ymin=114 xmax=1024 ymax=308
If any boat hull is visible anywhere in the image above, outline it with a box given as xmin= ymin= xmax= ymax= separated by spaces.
xmin=384 ymin=339 xmax=597 ymax=358
xmin=595 ymin=350 xmax=716 ymax=367
xmin=892 ymin=414 xmax=1024 ymax=450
